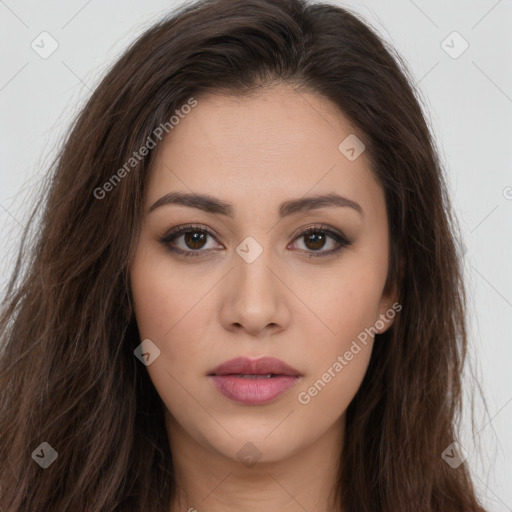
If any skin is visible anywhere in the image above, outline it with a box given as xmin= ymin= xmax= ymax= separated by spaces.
xmin=129 ymin=84 xmax=398 ymax=512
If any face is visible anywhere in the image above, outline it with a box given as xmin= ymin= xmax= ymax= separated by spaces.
xmin=129 ymin=85 xmax=397 ymax=465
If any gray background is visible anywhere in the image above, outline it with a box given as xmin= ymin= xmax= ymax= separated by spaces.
xmin=0 ymin=1 xmax=511 ymax=509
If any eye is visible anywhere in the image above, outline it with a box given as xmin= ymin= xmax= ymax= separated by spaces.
xmin=159 ymin=223 xmax=351 ymax=259
xmin=288 ymin=224 xmax=351 ymax=258
xmin=159 ymin=224 xmax=222 ymax=259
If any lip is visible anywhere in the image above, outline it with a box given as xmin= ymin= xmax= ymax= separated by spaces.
xmin=209 ymin=356 xmax=301 ymax=377
xmin=208 ymin=356 xmax=302 ymax=405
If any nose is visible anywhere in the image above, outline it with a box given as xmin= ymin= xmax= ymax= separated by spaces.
xmin=219 ymin=247 xmax=291 ymax=338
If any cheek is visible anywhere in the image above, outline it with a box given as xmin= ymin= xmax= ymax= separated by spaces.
xmin=129 ymin=244 xmax=215 ymax=391
xmin=130 ymin=255 xmax=209 ymax=429
xmin=296 ymin=341 xmax=373 ymax=430
xmin=295 ymin=254 xmax=386 ymax=410
xmin=307 ymin=262 xmax=387 ymax=349
xmin=130 ymin=243 xmax=210 ymax=341
xmin=295 ymin=274 xmax=379 ymax=418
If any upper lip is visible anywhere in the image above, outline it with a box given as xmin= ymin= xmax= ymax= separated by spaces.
xmin=208 ymin=356 xmax=302 ymax=376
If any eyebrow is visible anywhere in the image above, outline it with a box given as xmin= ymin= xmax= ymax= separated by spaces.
xmin=148 ymin=192 xmax=363 ymax=218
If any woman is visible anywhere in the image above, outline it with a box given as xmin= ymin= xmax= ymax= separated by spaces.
xmin=0 ymin=0 xmax=488 ymax=510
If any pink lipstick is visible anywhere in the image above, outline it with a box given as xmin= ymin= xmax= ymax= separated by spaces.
xmin=208 ymin=356 xmax=302 ymax=405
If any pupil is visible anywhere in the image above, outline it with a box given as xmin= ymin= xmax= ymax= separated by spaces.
xmin=185 ymin=231 xmax=206 ymax=249
xmin=306 ymin=232 xmax=325 ymax=250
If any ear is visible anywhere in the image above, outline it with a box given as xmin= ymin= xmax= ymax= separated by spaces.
xmin=375 ymin=295 xmax=400 ymax=334
xmin=375 ymin=264 xmax=403 ymax=335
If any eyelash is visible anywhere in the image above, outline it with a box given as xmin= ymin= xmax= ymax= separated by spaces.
xmin=159 ymin=223 xmax=351 ymax=260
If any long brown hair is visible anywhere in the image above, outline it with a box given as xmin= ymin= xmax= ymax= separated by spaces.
xmin=0 ymin=0 xmax=488 ymax=510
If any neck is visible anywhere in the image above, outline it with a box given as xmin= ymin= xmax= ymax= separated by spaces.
xmin=167 ymin=411 xmax=345 ymax=512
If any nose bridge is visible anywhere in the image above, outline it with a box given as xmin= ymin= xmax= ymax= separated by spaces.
xmin=221 ymin=234 xmax=289 ymax=334
xmin=233 ymin=236 xmax=278 ymax=306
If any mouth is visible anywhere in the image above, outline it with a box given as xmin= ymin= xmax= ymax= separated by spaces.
xmin=208 ymin=355 xmax=302 ymax=377
xmin=208 ymin=356 xmax=302 ymax=405
xmin=220 ymin=374 xmax=282 ymax=378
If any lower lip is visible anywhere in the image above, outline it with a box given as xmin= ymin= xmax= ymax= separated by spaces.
xmin=209 ymin=375 xmax=300 ymax=405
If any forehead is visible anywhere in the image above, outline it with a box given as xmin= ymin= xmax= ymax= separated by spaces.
xmin=146 ymin=85 xmax=384 ymax=219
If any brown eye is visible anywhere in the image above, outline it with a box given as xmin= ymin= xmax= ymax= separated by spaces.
xmin=160 ymin=223 xmax=351 ymax=260
xmin=303 ymin=231 xmax=327 ymax=251
xmin=290 ymin=225 xmax=351 ymax=258
xmin=160 ymin=224 xmax=222 ymax=259
xmin=183 ymin=230 xmax=208 ymax=250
